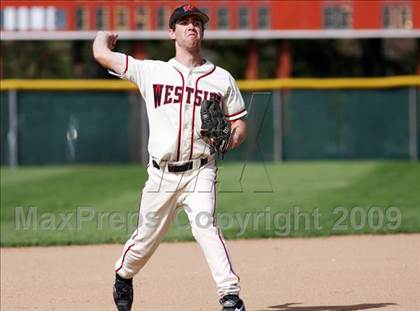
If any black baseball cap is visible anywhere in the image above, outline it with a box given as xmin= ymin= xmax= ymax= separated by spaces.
xmin=169 ymin=4 xmax=209 ymax=29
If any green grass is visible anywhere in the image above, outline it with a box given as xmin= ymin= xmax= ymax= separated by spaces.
xmin=1 ymin=162 xmax=419 ymax=246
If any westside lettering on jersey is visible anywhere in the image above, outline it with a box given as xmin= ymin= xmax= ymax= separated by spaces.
xmin=153 ymin=84 xmax=222 ymax=108
xmin=112 ymin=54 xmax=247 ymax=163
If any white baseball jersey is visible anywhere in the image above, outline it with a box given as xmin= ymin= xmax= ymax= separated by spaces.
xmin=113 ymin=54 xmax=247 ymax=163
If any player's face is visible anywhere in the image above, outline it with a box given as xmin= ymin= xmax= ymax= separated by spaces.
xmin=170 ymin=16 xmax=204 ymax=51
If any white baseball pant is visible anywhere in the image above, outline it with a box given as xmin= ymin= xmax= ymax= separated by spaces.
xmin=115 ymin=158 xmax=240 ymax=297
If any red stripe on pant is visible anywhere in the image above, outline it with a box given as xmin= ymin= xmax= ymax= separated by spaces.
xmin=115 ymin=229 xmax=139 ymax=274
xmin=212 ymin=176 xmax=240 ymax=282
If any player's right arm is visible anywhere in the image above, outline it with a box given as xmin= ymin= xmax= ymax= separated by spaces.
xmin=92 ymin=31 xmax=126 ymax=75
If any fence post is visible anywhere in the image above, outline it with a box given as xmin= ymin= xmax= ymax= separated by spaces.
xmin=7 ymin=89 xmax=18 ymax=167
xmin=408 ymin=87 xmax=418 ymax=162
xmin=273 ymin=90 xmax=283 ymax=162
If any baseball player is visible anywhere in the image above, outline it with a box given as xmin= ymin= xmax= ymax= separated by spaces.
xmin=93 ymin=4 xmax=247 ymax=311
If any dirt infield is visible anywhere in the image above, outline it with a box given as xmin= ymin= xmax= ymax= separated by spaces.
xmin=1 ymin=234 xmax=419 ymax=311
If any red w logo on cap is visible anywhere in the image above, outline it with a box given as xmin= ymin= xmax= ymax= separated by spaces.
xmin=183 ymin=4 xmax=194 ymax=12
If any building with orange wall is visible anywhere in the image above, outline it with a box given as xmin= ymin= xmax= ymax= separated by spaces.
xmin=1 ymin=0 xmax=419 ymax=32
xmin=1 ymin=1 xmax=419 ymax=78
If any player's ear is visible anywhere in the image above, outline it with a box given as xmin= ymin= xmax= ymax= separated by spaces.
xmin=169 ymin=27 xmax=176 ymax=40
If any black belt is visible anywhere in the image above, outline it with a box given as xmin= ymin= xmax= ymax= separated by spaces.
xmin=152 ymin=158 xmax=208 ymax=173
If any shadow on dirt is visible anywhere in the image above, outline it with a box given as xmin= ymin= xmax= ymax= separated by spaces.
xmin=258 ymin=302 xmax=397 ymax=311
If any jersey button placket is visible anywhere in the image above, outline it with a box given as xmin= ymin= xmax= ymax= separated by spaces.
xmin=181 ymin=70 xmax=194 ymax=160
xmin=187 ymin=70 xmax=193 ymax=86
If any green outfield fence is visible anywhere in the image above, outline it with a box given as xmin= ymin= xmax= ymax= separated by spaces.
xmin=1 ymin=76 xmax=419 ymax=166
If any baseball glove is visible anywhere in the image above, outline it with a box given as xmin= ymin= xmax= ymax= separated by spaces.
xmin=200 ymin=99 xmax=231 ymax=157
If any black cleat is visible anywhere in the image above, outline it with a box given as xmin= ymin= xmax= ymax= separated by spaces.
xmin=219 ymin=295 xmax=246 ymax=311
xmin=113 ymin=274 xmax=133 ymax=311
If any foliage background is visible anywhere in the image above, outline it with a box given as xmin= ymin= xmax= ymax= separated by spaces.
xmin=1 ymin=39 xmax=418 ymax=79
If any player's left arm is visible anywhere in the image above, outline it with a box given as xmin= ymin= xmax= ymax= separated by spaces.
xmin=228 ymin=118 xmax=247 ymax=149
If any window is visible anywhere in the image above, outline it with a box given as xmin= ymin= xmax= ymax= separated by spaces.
xmin=30 ymin=6 xmax=46 ymax=30
xmin=0 ymin=9 xmax=3 ymax=30
xmin=258 ymin=7 xmax=270 ymax=29
xmin=383 ymin=3 xmax=412 ymax=29
xmin=95 ymin=7 xmax=109 ymax=30
xmin=157 ymin=7 xmax=169 ymax=30
xmin=323 ymin=4 xmax=352 ymax=29
xmin=238 ymin=7 xmax=249 ymax=29
xmin=75 ymin=7 xmax=88 ymax=30
xmin=135 ymin=7 xmax=150 ymax=30
xmin=3 ymin=7 xmax=16 ymax=31
xmin=45 ymin=6 xmax=55 ymax=30
xmin=116 ymin=7 xmax=129 ymax=30
xmin=55 ymin=9 xmax=67 ymax=30
xmin=17 ymin=6 xmax=29 ymax=30
xmin=217 ymin=8 xmax=229 ymax=29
